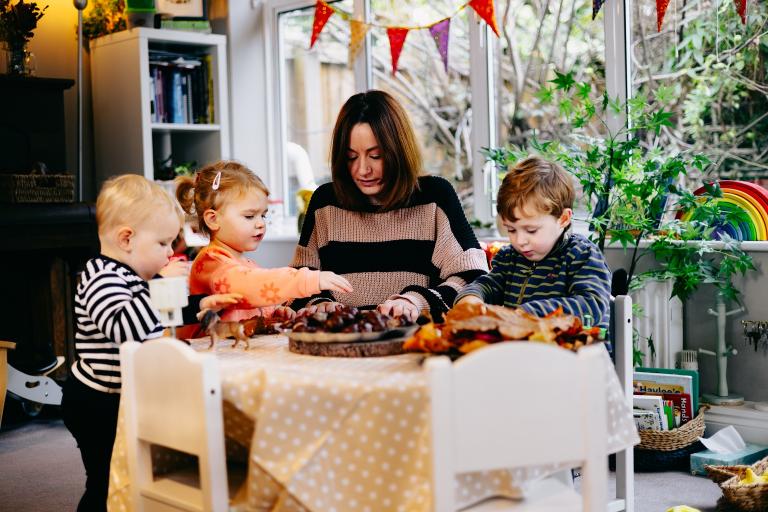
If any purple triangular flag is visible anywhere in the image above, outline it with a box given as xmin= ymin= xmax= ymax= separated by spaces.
xmin=429 ymin=18 xmax=451 ymax=73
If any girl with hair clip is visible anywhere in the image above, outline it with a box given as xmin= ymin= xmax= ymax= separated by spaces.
xmin=176 ymin=161 xmax=352 ymax=338
xmin=291 ymin=90 xmax=488 ymax=322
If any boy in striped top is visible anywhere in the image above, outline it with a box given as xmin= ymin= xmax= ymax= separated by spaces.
xmin=456 ymin=156 xmax=611 ymax=329
xmin=62 ymin=175 xmax=240 ymax=512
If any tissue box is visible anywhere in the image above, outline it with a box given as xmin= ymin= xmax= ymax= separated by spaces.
xmin=690 ymin=444 xmax=768 ymax=475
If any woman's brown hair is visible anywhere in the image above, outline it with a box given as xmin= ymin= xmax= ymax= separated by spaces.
xmin=330 ymin=90 xmax=422 ymax=210
xmin=176 ymin=160 xmax=269 ymax=237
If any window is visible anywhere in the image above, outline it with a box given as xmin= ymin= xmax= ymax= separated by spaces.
xmin=370 ymin=1 xmax=475 ymax=213
xmin=276 ymin=1 xmax=356 ymax=216
xmin=630 ymin=0 xmax=768 ymax=184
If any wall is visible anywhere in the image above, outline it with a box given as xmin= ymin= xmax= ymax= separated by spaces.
xmin=604 ymin=247 xmax=768 ymax=403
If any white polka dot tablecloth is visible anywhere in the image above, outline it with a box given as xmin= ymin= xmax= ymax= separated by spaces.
xmin=108 ymin=336 xmax=639 ymax=511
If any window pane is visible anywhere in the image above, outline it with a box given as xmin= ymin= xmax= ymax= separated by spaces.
xmin=278 ymin=1 xmax=355 ymax=215
xmin=370 ymin=1 xmax=474 ymax=214
xmin=631 ymin=0 xmax=768 ymax=184
xmin=497 ymin=0 xmax=606 ymax=145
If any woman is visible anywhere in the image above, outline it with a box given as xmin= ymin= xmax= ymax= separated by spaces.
xmin=291 ymin=90 xmax=488 ymax=322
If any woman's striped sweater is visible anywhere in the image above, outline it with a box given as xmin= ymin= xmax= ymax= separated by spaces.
xmin=456 ymin=231 xmax=612 ymax=328
xmin=290 ymin=176 xmax=489 ymax=319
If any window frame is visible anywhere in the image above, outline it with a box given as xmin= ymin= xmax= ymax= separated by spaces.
xmin=264 ymin=0 xmax=630 ymax=223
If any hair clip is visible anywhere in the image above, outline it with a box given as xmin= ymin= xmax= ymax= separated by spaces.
xmin=212 ymin=171 xmax=221 ymax=191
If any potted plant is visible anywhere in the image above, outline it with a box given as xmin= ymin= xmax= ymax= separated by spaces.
xmin=484 ymin=71 xmax=756 ymax=364
xmin=0 ymin=0 xmax=46 ymax=75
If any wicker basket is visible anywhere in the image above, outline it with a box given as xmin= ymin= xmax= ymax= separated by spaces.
xmin=720 ymin=473 xmax=768 ymax=511
xmin=638 ymin=406 xmax=708 ymax=451
xmin=706 ymin=458 xmax=768 ymax=485
xmin=0 ymin=174 xmax=75 ymax=203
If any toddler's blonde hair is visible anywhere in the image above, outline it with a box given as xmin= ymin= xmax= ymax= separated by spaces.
xmin=96 ymin=174 xmax=183 ymax=237
xmin=496 ymin=156 xmax=574 ymax=222
xmin=176 ymin=160 xmax=270 ymax=237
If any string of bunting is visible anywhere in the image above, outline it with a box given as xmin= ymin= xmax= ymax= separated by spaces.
xmin=310 ymin=0 xmax=499 ymax=75
xmin=312 ymin=0 xmax=751 ymax=76
xmin=592 ymin=0 xmax=750 ymax=30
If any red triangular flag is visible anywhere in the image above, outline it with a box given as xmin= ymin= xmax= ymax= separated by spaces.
xmin=656 ymin=0 xmax=670 ymax=32
xmin=310 ymin=0 xmax=334 ymax=49
xmin=733 ymin=0 xmax=748 ymax=24
xmin=387 ymin=27 xmax=409 ymax=75
xmin=469 ymin=0 xmax=500 ymax=37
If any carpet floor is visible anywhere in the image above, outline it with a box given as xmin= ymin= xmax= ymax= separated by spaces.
xmin=0 ymin=401 xmax=724 ymax=511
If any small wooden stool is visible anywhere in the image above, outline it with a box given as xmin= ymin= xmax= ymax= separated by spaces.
xmin=0 ymin=340 xmax=16 ymax=427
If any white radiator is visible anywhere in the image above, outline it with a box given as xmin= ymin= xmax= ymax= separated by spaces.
xmin=631 ymin=279 xmax=684 ymax=368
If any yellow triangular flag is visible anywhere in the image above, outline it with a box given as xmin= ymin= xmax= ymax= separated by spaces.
xmin=348 ymin=20 xmax=369 ymax=68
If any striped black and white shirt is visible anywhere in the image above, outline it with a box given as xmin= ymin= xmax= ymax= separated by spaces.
xmin=71 ymin=256 xmax=201 ymax=393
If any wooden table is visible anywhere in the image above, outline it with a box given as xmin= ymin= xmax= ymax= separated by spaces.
xmin=109 ymin=336 xmax=638 ymax=511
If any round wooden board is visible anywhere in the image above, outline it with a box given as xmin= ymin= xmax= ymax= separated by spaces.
xmin=288 ymin=337 xmax=407 ymax=357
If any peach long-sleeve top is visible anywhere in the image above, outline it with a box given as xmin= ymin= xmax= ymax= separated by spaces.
xmin=177 ymin=244 xmax=321 ymax=339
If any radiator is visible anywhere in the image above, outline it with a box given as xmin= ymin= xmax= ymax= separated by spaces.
xmin=631 ymin=279 xmax=684 ymax=368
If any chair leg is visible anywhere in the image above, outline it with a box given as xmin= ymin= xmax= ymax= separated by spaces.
xmin=0 ymin=341 xmax=16 ymax=427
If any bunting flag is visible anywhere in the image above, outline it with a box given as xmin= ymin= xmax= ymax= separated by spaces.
xmin=469 ymin=0 xmax=500 ymax=37
xmin=429 ymin=19 xmax=451 ymax=73
xmin=656 ymin=0 xmax=670 ymax=31
xmin=309 ymin=1 xmax=500 ymax=76
xmin=387 ymin=27 xmax=410 ymax=75
xmin=592 ymin=0 xmax=605 ymax=20
xmin=734 ymin=0 xmax=748 ymax=24
xmin=309 ymin=0 xmax=334 ymax=49
xmin=348 ymin=20 xmax=369 ymax=67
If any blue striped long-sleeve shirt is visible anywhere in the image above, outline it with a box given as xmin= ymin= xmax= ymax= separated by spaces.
xmin=455 ymin=232 xmax=612 ymax=328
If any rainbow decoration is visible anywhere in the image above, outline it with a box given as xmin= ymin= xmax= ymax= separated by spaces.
xmin=678 ymin=180 xmax=768 ymax=241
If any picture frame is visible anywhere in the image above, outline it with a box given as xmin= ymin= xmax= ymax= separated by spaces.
xmin=156 ymin=0 xmax=207 ymax=20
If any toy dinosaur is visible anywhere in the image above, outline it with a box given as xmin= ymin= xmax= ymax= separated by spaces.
xmin=197 ymin=309 xmax=250 ymax=349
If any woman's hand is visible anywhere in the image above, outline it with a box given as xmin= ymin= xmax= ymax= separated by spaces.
xmin=378 ymin=298 xmax=419 ymax=323
xmin=200 ymin=293 xmax=243 ymax=312
xmin=297 ymin=301 xmax=345 ymax=315
xmin=158 ymin=259 xmax=191 ymax=278
xmin=319 ymin=271 xmax=354 ymax=294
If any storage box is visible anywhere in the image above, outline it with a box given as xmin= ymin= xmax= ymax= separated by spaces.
xmin=0 ymin=174 xmax=75 ymax=203
xmin=690 ymin=444 xmax=768 ymax=476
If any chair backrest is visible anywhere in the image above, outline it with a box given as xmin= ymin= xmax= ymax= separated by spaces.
xmin=120 ymin=338 xmax=228 ymax=512
xmin=427 ymin=342 xmax=608 ymax=512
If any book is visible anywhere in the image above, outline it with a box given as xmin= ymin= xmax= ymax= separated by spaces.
xmin=633 ymin=371 xmax=693 ymax=402
xmin=633 ymin=409 xmax=663 ymax=431
xmin=635 ymin=392 xmax=693 ymax=426
xmin=636 ymin=367 xmax=699 ymax=412
xmin=633 ymin=394 xmax=667 ymax=430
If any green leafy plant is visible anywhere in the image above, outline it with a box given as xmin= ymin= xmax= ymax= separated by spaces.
xmin=485 ymin=71 xmax=755 ymax=305
xmin=0 ymin=0 xmax=47 ymax=47
xmin=81 ymin=0 xmax=126 ymax=40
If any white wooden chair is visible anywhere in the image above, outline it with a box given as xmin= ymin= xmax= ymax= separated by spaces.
xmin=426 ymin=342 xmax=608 ymax=511
xmin=610 ymin=295 xmax=635 ymax=512
xmin=120 ymin=338 xmax=229 ymax=512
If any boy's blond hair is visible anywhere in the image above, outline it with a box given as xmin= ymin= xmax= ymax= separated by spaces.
xmin=496 ymin=156 xmax=574 ymax=222
xmin=96 ymin=174 xmax=183 ymax=236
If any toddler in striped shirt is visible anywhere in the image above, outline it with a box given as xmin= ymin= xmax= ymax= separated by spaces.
xmin=62 ymin=174 xmax=240 ymax=512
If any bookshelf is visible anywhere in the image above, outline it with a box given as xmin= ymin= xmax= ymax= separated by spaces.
xmin=90 ymin=28 xmax=230 ymax=183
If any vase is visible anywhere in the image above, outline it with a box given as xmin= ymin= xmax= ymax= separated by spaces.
xmin=4 ymin=41 xmax=31 ymax=75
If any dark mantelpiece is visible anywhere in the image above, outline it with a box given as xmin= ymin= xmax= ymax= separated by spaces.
xmin=0 ymin=204 xmax=98 ymax=380
xmin=0 ymin=76 xmax=75 ymax=174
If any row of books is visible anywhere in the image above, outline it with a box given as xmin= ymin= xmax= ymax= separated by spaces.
xmin=632 ymin=367 xmax=699 ymax=432
xmin=149 ymin=50 xmax=214 ymax=125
